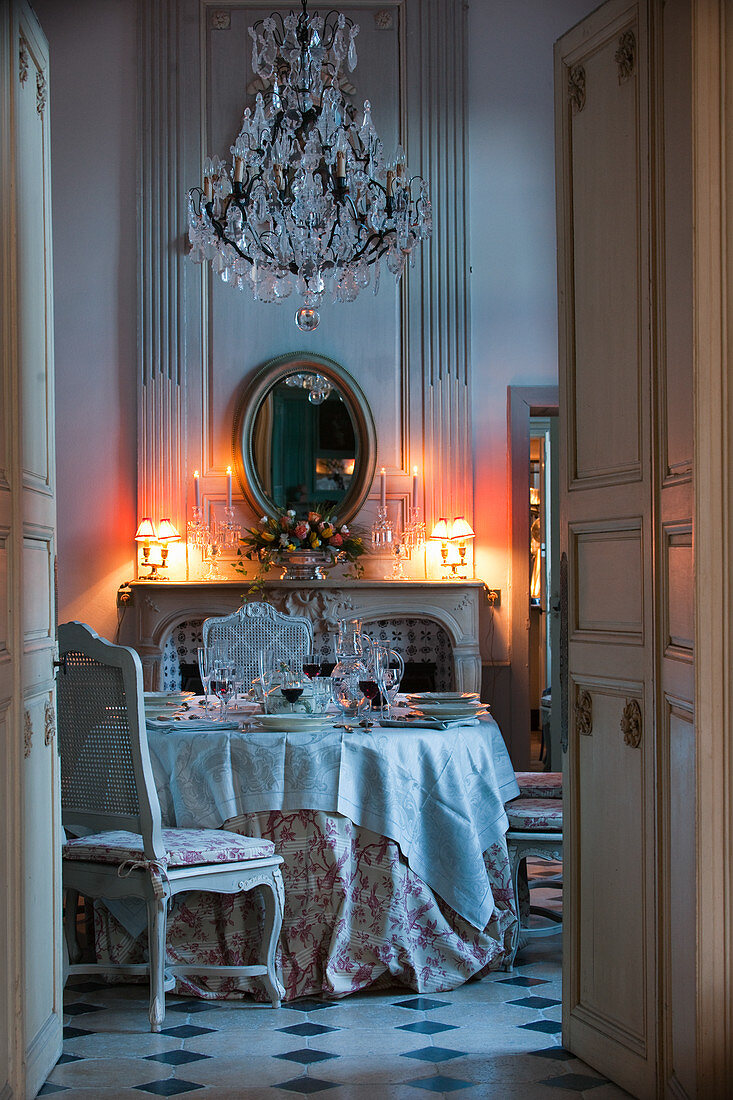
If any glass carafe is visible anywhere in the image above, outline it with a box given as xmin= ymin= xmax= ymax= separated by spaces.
xmin=331 ymin=618 xmax=373 ymax=718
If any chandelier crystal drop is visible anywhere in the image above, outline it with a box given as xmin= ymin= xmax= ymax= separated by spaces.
xmin=186 ymin=0 xmax=432 ymax=327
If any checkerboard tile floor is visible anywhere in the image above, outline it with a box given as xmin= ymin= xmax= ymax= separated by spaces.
xmin=39 ymin=865 xmax=629 ymax=1099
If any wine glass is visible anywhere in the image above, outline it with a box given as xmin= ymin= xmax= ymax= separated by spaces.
xmin=197 ymin=645 xmax=213 ymax=715
xmin=208 ymin=655 xmax=234 ymax=726
xmin=302 ymin=651 xmax=323 ymax=680
xmin=280 ymin=666 xmax=304 ymax=713
xmin=259 ymin=649 xmax=276 ymax=714
xmin=376 ymin=646 xmax=405 ymax=719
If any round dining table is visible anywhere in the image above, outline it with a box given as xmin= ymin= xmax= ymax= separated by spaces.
xmin=96 ymin=709 xmax=521 ymax=1002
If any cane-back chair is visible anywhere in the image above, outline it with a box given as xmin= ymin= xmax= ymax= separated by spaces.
xmin=202 ymin=601 xmax=313 ymax=685
xmin=57 ymin=621 xmax=285 ymax=1031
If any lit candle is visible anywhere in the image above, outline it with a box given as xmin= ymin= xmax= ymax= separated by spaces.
xmin=380 ymin=466 xmax=386 ymax=508
xmin=193 ymin=469 xmax=200 ymax=509
xmin=412 ymin=466 xmax=419 ymax=509
xmin=226 ymin=465 xmax=233 ymax=509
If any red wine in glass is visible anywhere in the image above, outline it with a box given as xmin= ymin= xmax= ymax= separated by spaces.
xmin=281 ymin=686 xmax=304 ymax=712
xmin=359 ymin=680 xmax=380 ymax=702
xmin=303 ymin=662 xmax=322 ymax=679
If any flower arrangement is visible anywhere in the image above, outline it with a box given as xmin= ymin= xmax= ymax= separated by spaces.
xmin=236 ymin=507 xmax=366 ymax=579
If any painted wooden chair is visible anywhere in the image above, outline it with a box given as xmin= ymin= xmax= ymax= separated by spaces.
xmin=202 ymin=601 xmax=314 ymax=686
xmin=505 ymin=786 xmax=563 ymax=970
xmin=57 ymin=621 xmax=285 ymax=1032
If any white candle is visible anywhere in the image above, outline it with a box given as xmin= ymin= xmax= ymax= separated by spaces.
xmin=380 ymin=466 xmax=386 ymax=508
xmin=412 ymin=466 xmax=419 ymax=510
xmin=193 ymin=469 xmax=200 ymax=509
xmin=226 ymin=465 xmax=233 ymax=509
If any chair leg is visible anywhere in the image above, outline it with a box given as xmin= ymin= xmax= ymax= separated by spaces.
xmin=63 ymin=888 xmax=82 ymax=966
xmin=146 ymin=894 xmax=168 ymax=1032
xmin=259 ymin=867 xmax=285 ymax=1008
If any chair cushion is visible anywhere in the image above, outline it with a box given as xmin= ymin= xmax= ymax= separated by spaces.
xmin=507 ymin=797 xmax=563 ymax=831
xmin=63 ymin=827 xmax=275 ymax=867
xmin=514 ymin=771 xmax=563 ymax=799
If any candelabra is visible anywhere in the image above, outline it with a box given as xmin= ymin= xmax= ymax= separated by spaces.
xmin=187 ymin=506 xmax=240 ymax=580
xmin=371 ymin=505 xmax=425 ymax=579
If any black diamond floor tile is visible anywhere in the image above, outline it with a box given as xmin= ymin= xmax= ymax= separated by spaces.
xmin=277 ymin=1022 xmax=341 ymax=1037
xmin=401 ymin=1046 xmax=466 ymax=1063
xmin=498 ymin=976 xmax=550 ymax=987
xmin=508 ymin=996 xmax=562 ymax=1009
xmin=276 ymin=1047 xmax=339 ymax=1065
xmin=36 ymin=1086 xmax=69 ymax=1096
xmin=518 ymin=1019 xmax=563 ymax=1035
xmin=64 ymin=1002 xmax=105 ymax=1016
xmin=168 ymin=1000 xmax=216 ymax=1014
xmin=274 ymin=1078 xmax=337 ymax=1094
xmin=159 ymin=1024 xmax=217 ymax=1039
xmin=282 ymin=998 xmax=336 ymax=1012
xmin=133 ymin=1081 xmax=204 ymax=1097
xmin=393 ymin=997 xmax=451 ymax=1012
xmin=56 ymin=1052 xmax=83 ymax=1065
xmin=64 ymin=980 xmax=108 ymax=994
xmin=145 ymin=1050 xmax=211 ymax=1066
xmin=407 ymin=1076 xmax=474 ymax=1093
xmin=397 ymin=1020 xmax=459 ymax=1035
xmin=542 ymin=1072 xmax=610 ymax=1091
xmin=62 ymin=1026 xmax=95 ymax=1040
xmin=529 ymin=1047 xmax=575 ymax=1061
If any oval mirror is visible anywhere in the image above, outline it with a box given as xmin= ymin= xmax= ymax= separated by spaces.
xmin=233 ymin=352 xmax=377 ymax=526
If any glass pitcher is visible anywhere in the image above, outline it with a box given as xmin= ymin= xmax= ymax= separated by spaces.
xmin=330 ymin=618 xmax=374 ymax=717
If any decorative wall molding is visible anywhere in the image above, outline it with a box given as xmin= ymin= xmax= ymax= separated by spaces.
xmin=24 ymin=709 xmax=32 ymax=757
xmin=615 ymin=30 xmax=636 ymax=83
xmin=35 ymin=69 xmax=46 ymax=114
xmin=18 ymin=34 xmax=28 ymax=83
xmin=43 ymin=697 xmax=54 ymax=746
xmin=621 ymin=697 xmax=642 ymax=748
xmin=568 ymin=64 xmax=586 ymax=112
xmin=575 ymin=689 xmax=593 ymax=736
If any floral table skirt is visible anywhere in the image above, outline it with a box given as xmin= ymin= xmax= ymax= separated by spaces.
xmin=94 ymin=809 xmax=517 ymax=1002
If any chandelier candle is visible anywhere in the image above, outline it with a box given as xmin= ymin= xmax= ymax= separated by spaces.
xmin=186 ymin=0 xmax=432 ymax=329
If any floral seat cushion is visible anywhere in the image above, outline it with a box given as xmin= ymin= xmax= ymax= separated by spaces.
xmin=514 ymin=771 xmax=563 ymax=799
xmin=63 ymin=828 xmax=275 ymax=867
xmin=507 ymin=797 xmax=563 ymax=832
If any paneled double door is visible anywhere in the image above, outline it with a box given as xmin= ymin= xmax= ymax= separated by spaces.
xmin=556 ymin=0 xmax=694 ymax=1096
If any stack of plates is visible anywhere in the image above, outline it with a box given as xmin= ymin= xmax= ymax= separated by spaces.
xmin=144 ymin=691 xmax=194 ymax=720
xmin=406 ymin=691 xmax=488 ymax=722
xmin=254 ymin=713 xmax=333 ymax=733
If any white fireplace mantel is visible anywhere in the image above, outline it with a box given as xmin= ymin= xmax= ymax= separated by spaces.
xmin=117 ymin=579 xmax=486 ymax=693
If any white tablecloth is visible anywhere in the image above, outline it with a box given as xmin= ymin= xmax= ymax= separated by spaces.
xmin=147 ymin=717 xmax=518 ymax=930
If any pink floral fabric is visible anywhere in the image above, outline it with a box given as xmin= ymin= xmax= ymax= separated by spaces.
xmin=94 ymin=809 xmax=517 ymax=1002
xmin=514 ymin=771 xmax=563 ymax=799
xmin=63 ymin=828 xmax=275 ymax=867
xmin=506 ymin=797 xmax=563 ymax=831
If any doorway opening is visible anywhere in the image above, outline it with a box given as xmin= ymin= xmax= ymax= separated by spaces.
xmin=529 ymin=416 xmax=559 ymax=770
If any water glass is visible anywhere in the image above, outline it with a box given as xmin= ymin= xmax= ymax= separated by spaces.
xmin=197 ymin=646 xmax=214 ymax=715
xmin=259 ymin=649 xmax=276 ymax=713
xmin=310 ymin=677 xmax=333 ymax=715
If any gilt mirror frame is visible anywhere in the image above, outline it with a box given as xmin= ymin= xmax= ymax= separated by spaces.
xmin=233 ymin=351 xmax=377 ymax=526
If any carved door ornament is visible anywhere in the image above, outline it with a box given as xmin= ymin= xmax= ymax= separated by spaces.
xmin=19 ymin=35 xmax=29 ymax=84
xmin=615 ymin=30 xmax=636 ymax=82
xmin=24 ymin=710 xmax=33 ymax=758
xmin=36 ymin=69 xmax=47 ymax=115
xmin=568 ymin=65 xmax=586 ymax=113
xmin=44 ymin=698 xmax=55 ymax=746
xmin=621 ymin=697 xmax=642 ymax=748
xmin=575 ymin=689 xmax=593 ymax=736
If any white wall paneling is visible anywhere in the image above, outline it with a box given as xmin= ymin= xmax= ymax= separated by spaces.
xmin=139 ymin=0 xmax=470 ymax=581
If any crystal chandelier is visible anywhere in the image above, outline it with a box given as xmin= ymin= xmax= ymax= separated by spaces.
xmin=186 ymin=0 xmax=432 ymax=330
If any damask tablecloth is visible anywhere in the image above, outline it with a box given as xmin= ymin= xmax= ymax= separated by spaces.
xmin=146 ymin=718 xmax=518 ymax=930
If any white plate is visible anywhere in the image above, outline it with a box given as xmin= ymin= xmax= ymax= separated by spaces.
xmin=254 ymin=714 xmax=333 ymax=733
xmin=412 ymin=705 xmax=489 ymax=720
xmin=144 ymin=691 xmax=194 ymax=704
xmin=406 ymin=692 xmax=480 ymax=703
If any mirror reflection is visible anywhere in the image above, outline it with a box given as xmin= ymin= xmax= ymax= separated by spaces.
xmin=251 ymin=372 xmax=359 ymax=513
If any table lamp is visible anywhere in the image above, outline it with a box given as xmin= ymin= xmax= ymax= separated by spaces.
xmin=449 ymin=516 xmax=475 ymax=579
xmin=430 ymin=518 xmax=451 ymax=577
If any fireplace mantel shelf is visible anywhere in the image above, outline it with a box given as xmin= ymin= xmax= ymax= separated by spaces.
xmin=118 ymin=577 xmax=486 ymax=692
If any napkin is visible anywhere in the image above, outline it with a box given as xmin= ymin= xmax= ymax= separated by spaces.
xmin=380 ymin=717 xmax=481 ymax=731
xmin=146 ymin=717 xmax=240 ymax=732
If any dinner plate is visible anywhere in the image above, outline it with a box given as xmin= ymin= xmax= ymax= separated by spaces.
xmin=406 ymin=691 xmax=480 ymax=703
xmin=253 ymin=714 xmax=333 ymax=733
xmin=144 ymin=691 xmax=195 ymax=705
xmin=412 ymin=705 xmax=489 ymax=720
